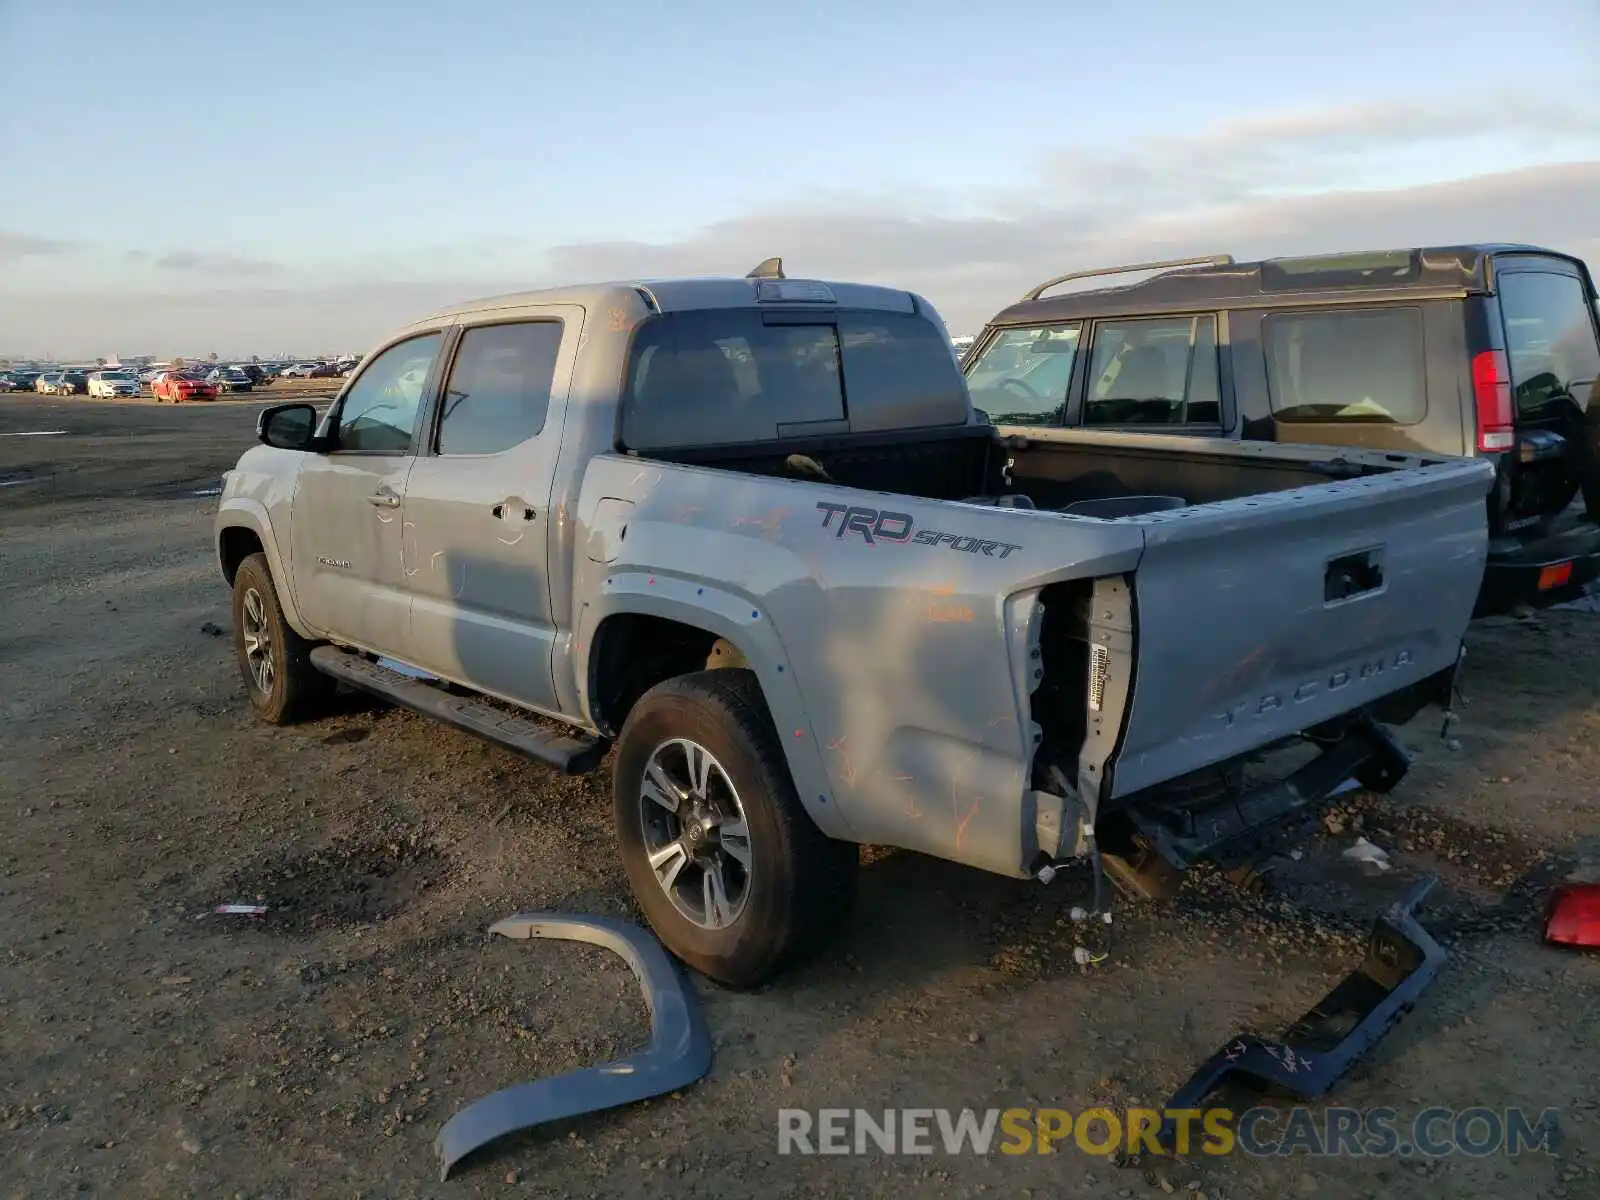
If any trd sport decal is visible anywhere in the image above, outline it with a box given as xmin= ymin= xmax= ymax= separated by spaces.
xmin=815 ymin=501 xmax=1023 ymax=559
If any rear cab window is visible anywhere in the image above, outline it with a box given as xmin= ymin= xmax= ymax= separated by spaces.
xmin=1264 ymin=307 xmax=1427 ymax=425
xmin=620 ymin=307 xmax=968 ymax=450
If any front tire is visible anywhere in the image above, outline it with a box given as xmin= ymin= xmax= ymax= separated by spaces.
xmin=231 ymin=552 xmax=331 ymax=724
xmin=612 ymin=669 xmax=857 ymax=989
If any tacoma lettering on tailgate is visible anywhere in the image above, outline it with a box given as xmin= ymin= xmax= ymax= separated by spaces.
xmin=1216 ymin=649 xmax=1415 ymax=726
xmin=815 ymin=501 xmax=1023 ymax=559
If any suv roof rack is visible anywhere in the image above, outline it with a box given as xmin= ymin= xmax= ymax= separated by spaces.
xmin=1020 ymin=254 xmax=1235 ymax=303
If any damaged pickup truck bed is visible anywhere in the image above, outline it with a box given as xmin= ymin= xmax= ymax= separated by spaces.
xmin=215 ymin=259 xmax=1494 ymax=987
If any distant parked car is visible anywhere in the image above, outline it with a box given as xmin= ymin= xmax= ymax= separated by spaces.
xmin=35 ymin=372 xmax=73 ymax=395
xmin=0 ymin=371 xmax=38 ymax=392
xmin=87 ymin=369 xmax=140 ymax=398
xmin=151 ymin=371 xmax=219 ymax=403
xmin=57 ymin=370 xmax=88 ymax=395
xmin=206 ymin=366 xmax=254 ymax=393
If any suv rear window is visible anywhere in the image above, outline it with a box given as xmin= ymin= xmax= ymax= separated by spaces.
xmin=1497 ymin=271 xmax=1600 ymax=417
xmin=621 ymin=308 xmax=967 ymax=450
xmin=1264 ymin=307 xmax=1426 ymax=424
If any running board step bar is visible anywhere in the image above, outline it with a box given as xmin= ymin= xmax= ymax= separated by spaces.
xmin=309 ymin=646 xmax=607 ymax=775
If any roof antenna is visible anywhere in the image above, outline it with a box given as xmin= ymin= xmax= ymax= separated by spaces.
xmin=746 ymin=257 xmax=785 ymax=280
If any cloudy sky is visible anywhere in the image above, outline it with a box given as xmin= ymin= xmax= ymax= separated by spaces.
xmin=2 ymin=0 xmax=1597 ymax=358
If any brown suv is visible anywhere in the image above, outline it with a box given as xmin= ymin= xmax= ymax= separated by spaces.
xmin=964 ymin=245 xmax=1600 ymax=616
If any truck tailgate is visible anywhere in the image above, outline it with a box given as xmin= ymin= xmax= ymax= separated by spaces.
xmin=1106 ymin=458 xmax=1493 ymax=800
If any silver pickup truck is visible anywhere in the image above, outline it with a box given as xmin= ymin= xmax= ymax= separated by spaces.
xmin=215 ymin=262 xmax=1494 ymax=987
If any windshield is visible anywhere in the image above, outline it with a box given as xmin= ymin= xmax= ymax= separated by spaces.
xmin=963 ymin=324 xmax=1081 ymax=424
xmin=102 ymin=371 xmax=134 ymax=381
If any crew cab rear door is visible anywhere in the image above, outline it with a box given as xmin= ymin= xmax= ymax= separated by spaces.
xmin=1105 ymin=454 xmax=1493 ymax=799
xmin=398 ymin=306 xmax=584 ymax=715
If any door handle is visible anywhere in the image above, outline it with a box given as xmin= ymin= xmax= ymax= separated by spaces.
xmin=1325 ymin=548 xmax=1384 ymax=601
xmin=368 ymin=489 xmax=400 ymax=509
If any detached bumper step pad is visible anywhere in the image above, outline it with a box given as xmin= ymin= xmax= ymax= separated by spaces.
xmin=308 ymin=647 xmax=606 ymax=774
xmin=1158 ymin=875 xmax=1445 ymax=1150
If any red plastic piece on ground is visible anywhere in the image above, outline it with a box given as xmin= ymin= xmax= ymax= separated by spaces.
xmin=1545 ymin=883 xmax=1600 ymax=948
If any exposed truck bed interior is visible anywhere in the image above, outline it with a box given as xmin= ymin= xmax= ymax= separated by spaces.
xmin=636 ymin=421 xmax=1482 ymax=842
xmin=641 ymin=424 xmax=1448 ymax=515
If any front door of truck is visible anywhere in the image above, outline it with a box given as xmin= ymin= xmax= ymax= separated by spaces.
xmin=288 ymin=330 xmax=446 ymax=652
xmin=399 ymin=308 xmax=581 ymax=716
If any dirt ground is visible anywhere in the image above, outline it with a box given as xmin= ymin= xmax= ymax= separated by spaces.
xmin=2 ymin=394 xmax=1597 ymax=1200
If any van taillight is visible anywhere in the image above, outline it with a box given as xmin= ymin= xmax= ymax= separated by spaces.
xmin=1472 ymin=350 xmax=1515 ymax=453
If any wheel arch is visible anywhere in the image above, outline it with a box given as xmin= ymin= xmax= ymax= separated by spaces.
xmin=215 ymin=504 xmax=314 ymax=637
xmin=578 ymin=583 xmax=854 ymax=840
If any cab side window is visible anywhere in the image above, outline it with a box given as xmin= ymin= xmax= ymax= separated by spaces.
xmin=335 ymin=332 xmax=443 ymax=454
xmin=1083 ymin=315 xmax=1221 ymax=427
xmin=436 ymin=321 xmax=565 ymax=455
xmin=961 ymin=324 xmax=1081 ymax=426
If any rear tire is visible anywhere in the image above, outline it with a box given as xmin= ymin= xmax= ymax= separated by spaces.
xmin=231 ymin=552 xmax=332 ymax=725
xmin=612 ymin=669 xmax=857 ymax=989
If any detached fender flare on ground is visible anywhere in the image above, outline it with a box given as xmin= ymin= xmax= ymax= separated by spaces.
xmin=433 ymin=913 xmax=714 ymax=1181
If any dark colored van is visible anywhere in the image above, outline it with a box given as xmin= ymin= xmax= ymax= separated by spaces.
xmin=964 ymin=246 xmax=1600 ymax=616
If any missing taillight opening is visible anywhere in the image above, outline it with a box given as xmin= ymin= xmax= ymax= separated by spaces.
xmin=1471 ymin=350 xmax=1515 ymax=453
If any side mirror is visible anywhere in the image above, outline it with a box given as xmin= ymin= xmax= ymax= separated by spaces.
xmin=258 ymin=402 xmax=321 ymax=451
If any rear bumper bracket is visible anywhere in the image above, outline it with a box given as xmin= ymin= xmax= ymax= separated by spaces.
xmin=1125 ymin=717 xmax=1410 ymax=870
